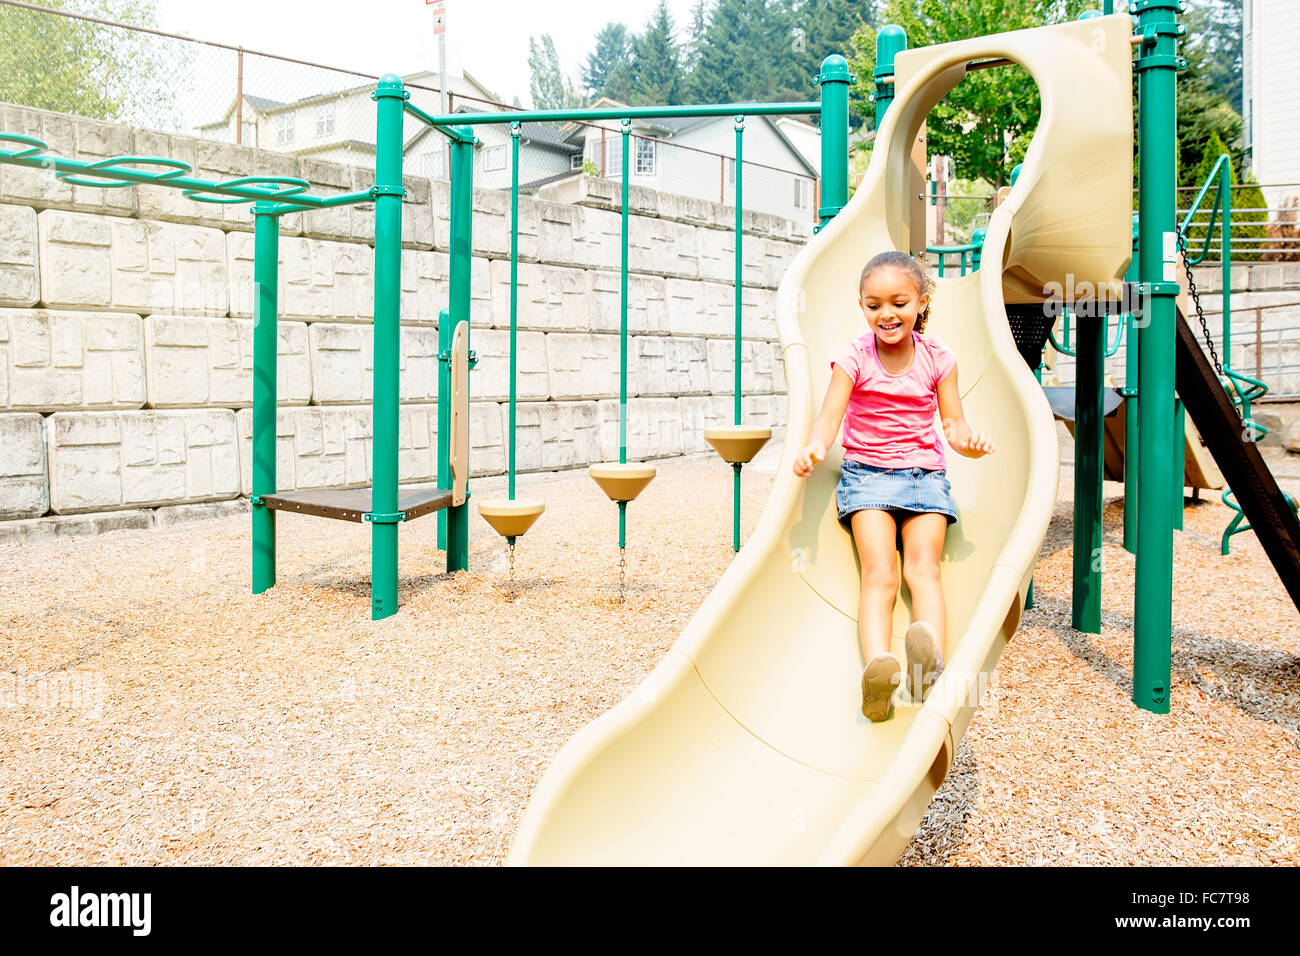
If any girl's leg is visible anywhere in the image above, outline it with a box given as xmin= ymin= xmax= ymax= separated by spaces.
xmin=899 ymin=512 xmax=949 ymax=699
xmin=848 ymin=508 xmax=900 ymax=662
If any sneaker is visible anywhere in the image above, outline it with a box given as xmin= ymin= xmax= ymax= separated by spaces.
xmin=860 ymin=653 xmax=901 ymax=722
xmin=904 ymin=621 xmax=945 ymax=703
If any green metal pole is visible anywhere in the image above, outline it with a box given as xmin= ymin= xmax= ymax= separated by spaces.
xmin=732 ymin=116 xmax=745 ymax=552
xmin=818 ymin=54 xmax=852 ymax=228
xmin=446 ymin=127 xmax=474 ymax=573
xmin=620 ymin=118 xmax=630 ymax=470
xmin=1123 ymin=215 xmax=1140 ymax=554
xmin=734 ymin=117 xmax=744 ymax=428
xmin=1221 ymin=165 xmax=1232 ymax=374
xmin=437 ymin=306 xmax=450 ymax=551
xmin=1173 ymin=397 xmax=1185 ymax=530
xmin=250 ymin=203 xmax=279 ymax=594
xmin=872 ymin=29 xmax=905 ymax=135
xmin=371 ymin=75 xmax=405 ymax=621
xmin=509 ymin=122 xmax=520 ymax=501
xmin=1134 ymin=0 xmax=1184 ymax=714
xmin=1072 ymin=309 xmax=1104 ymax=634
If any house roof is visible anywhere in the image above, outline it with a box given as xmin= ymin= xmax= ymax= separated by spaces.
xmin=519 ymin=170 xmax=583 ymax=193
xmin=243 ymin=94 xmax=286 ymax=113
xmin=520 ymin=122 xmax=580 ymax=152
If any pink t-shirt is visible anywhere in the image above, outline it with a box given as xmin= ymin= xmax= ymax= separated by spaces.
xmin=831 ymin=331 xmax=957 ymax=470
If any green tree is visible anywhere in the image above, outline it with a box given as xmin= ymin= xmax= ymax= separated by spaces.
xmin=691 ymin=0 xmax=812 ymax=103
xmin=528 ymin=34 xmax=581 ymax=111
xmin=0 ymin=0 xmax=181 ymax=128
xmin=847 ymin=0 xmax=1094 ymax=188
xmin=583 ymin=23 xmax=635 ymax=102
xmin=1187 ymin=130 xmax=1266 ymax=261
xmin=1177 ymin=1 xmax=1244 ymax=187
xmin=794 ymin=0 xmax=876 ymax=81
xmin=1183 ymin=0 xmax=1242 ymax=114
xmin=630 ymin=1 xmax=682 ymax=105
xmin=681 ymin=0 xmax=710 ymax=96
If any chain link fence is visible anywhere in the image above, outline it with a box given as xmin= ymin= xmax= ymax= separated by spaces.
xmin=0 ymin=0 xmax=819 ymax=224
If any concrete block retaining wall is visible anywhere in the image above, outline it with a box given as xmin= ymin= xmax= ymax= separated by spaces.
xmin=0 ymin=103 xmax=800 ymax=542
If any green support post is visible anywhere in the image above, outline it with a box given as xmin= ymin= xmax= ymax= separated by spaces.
xmin=437 ymin=306 xmax=451 ymax=551
xmin=1173 ymin=397 xmax=1185 ymax=530
xmin=818 ymin=55 xmax=852 ymax=227
xmin=509 ymin=123 xmax=520 ymax=500
xmin=620 ymin=118 xmax=630 ymax=472
xmin=444 ymin=127 xmax=474 ymax=573
xmin=1123 ymin=215 xmax=1140 ymax=554
xmin=1072 ymin=308 xmax=1105 ymax=634
xmin=732 ymin=115 xmax=745 ymax=552
xmin=370 ymin=75 xmax=406 ymax=621
xmin=250 ymin=203 xmax=279 ymax=594
xmin=873 ymin=27 xmax=905 ymax=134
xmin=1133 ymin=0 xmax=1185 ymax=714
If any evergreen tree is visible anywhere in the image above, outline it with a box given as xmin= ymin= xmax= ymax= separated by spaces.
xmin=528 ymin=34 xmax=581 ymax=111
xmin=1187 ymin=129 xmax=1266 ymax=261
xmin=582 ymin=23 xmax=635 ymax=102
xmin=692 ymin=0 xmax=804 ymax=103
xmin=630 ymin=1 xmax=683 ymax=105
xmin=795 ymin=0 xmax=875 ymax=81
xmin=1177 ymin=1 xmax=1244 ymax=186
xmin=1183 ymin=0 xmax=1242 ymax=114
xmin=681 ymin=0 xmax=710 ymax=99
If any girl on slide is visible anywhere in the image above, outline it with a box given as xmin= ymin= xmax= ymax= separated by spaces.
xmin=792 ymin=250 xmax=995 ymax=722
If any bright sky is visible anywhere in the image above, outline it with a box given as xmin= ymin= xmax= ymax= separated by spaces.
xmin=154 ymin=0 xmax=701 ymax=107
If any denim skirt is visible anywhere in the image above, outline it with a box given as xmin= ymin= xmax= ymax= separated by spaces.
xmin=836 ymin=458 xmax=958 ymax=525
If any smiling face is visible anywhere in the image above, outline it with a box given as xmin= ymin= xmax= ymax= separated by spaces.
xmin=859 ymin=266 xmax=929 ymax=347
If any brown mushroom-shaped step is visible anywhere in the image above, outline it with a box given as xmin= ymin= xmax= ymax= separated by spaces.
xmin=476 ymin=498 xmax=546 ymax=538
xmin=703 ymin=425 xmax=772 ymax=464
xmin=587 ymin=463 xmax=657 ymax=502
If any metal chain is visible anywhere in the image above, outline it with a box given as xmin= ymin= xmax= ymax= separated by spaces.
xmin=508 ymin=539 xmax=515 ymax=582
xmin=618 ymin=547 xmax=627 ymax=601
xmin=1175 ymin=232 xmax=1244 ymax=426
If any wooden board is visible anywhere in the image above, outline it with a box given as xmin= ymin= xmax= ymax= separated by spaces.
xmin=1175 ymin=305 xmax=1300 ymax=609
xmin=261 ymin=486 xmax=453 ymax=523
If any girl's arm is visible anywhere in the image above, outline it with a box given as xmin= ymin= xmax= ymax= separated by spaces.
xmin=936 ymin=365 xmax=996 ymax=458
xmin=793 ymin=367 xmax=854 ymax=477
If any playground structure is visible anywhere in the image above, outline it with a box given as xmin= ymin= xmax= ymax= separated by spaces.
xmin=3 ymin=2 xmax=1299 ymax=866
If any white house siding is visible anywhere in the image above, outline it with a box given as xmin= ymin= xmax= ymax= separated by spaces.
xmin=1245 ymin=0 xmax=1300 ymax=207
xmin=471 ymin=125 xmax=575 ymax=190
xmin=665 ymin=118 xmax=817 ymax=224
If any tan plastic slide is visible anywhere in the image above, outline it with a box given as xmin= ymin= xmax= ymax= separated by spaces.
xmin=508 ymin=14 xmax=1134 ymax=865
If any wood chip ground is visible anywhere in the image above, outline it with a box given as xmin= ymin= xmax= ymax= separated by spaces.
xmin=1 ymin=427 xmax=1296 ymax=866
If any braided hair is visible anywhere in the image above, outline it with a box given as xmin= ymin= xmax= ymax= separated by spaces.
xmin=858 ymin=250 xmax=934 ymax=333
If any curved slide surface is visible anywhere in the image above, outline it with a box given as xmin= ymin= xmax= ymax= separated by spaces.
xmin=509 ymin=14 xmax=1134 ymax=865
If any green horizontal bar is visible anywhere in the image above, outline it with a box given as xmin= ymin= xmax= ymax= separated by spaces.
xmin=403 ymin=101 xmax=476 ymax=142
xmin=0 ymin=149 xmax=371 ymax=210
xmin=411 ymin=101 xmax=821 ymax=127
xmin=927 ymin=241 xmax=983 ymax=254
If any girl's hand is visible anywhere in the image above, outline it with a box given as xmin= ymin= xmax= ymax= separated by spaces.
xmin=961 ymin=430 xmax=996 ymax=458
xmin=793 ymin=440 xmax=826 ymax=477
xmin=944 ymin=419 xmax=995 ymax=458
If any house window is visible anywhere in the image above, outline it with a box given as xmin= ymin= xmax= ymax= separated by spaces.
xmin=794 ymin=178 xmax=812 ymax=210
xmin=275 ymin=113 xmax=294 ymax=145
xmin=570 ymin=152 xmax=584 ymax=171
xmin=484 ymin=145 xmax=507 ymax=172
xmin=422 ymin=151 xmax=445 ymax=180
xmin=635 ymin=138 xmax=656 ymax=175
xmin=316 ymin=103 xmax=335 ymax=137
xmin=240 ymin=121 xmax=255 ymax=146
xmin=605 ymin=136 xmax=622 ymax=177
